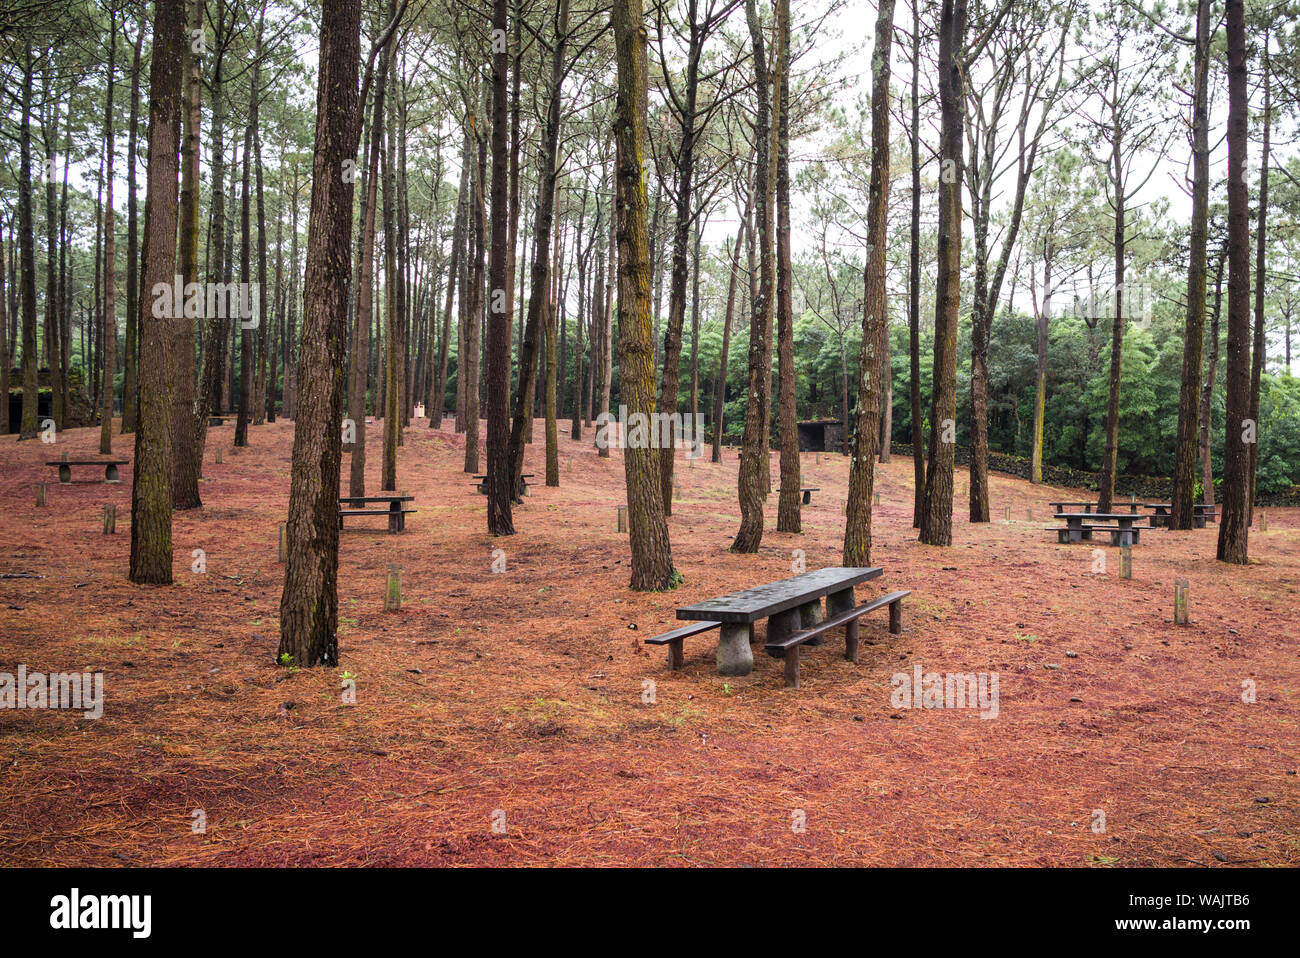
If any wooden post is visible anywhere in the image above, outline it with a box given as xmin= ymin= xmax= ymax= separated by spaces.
xmin=889 ymin=598 xmax=903 ymax=634
xmin=873 ymin=491 xmax=881 ymax=506
xmin=1026 ymin=508 xmax=1032 ymax=521
xmin=1120 ymin=544 xmax=1132 ymax=579
xmin=215 ymin=448 xmax=222 ymax=464
xmin=34 ymin=483 xmax=46 ymax=506
xmin=1260 ymin=510 xmax=1267 ymax=532
xmin=278 ymin=523 xmax=287 ymax=562
xmin=783 ymin=646 xmax=800 ymax=689
xmin=1174 ymin=579 xmax=1189 ymax=625
xmin=1004 ymin=505 xmax=1011 ymax=522
xmin=617 ymin=505 xmax=627 ymax=532
xmin=102 ymin=504 xmax=116 ymax=534
xmin=384 ymin=564 xmax=402 ymax=611
xmin=674 ymin=478 xmax=682 ymax=500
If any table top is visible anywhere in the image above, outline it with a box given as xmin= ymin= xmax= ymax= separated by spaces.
xmin=1056 ymin=512 xmax=1143 ymax=521
xmin=338 ymin=495 xmax=415 ymax=503
xmin=677 ymin=566 xmax=882 ymax=624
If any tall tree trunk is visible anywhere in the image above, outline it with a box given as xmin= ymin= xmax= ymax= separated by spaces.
xmin=18 ymin=49 xmax=39 ymax=440
xmin=711 ymin=207 xmax=746 ymax=464
xmin=485 ymin=0 xmax=516 ymax=533
xmin=234 ymin=96 xmax=254 ymax=447
xmin=42 ymin=70 xmax=64 ymax=431
xmin=348 ymin=48 xmax=389 ymax=498
xmin=509 ymin=0 xmax=569 ymax=493
xmin=909 ymin=2 xmax=924 ymax=521
xmin=774 ymin=0 xmax=800 ymax=533
xmin=173 ymin=0 xmax=202 ymax=507
xmin=432 ymin=140 xmax=468 ymax=429
xmin=918 ymin=0 xmax=967 ymax=546
xmin=1030 ymin=248 xmax=1051 ymax=484
xmin=613 ymin=0 xmax=677 ymax=590
xmin=843 ymin=0 xmax=894 ymax=565
xmin=462 ymin=122 xmax=486 ymax=474
xmin=1217 ymin=0 xmax=1251 ymax=564
xmin=122 ymin=22 xmax=144 ymax=434
xmin=129 ymin=0 xmax=184 ymax=584
xmin=278 ymin=0 xmax=363 ymax=666
xmin=1200 ymin=242 xmax=1225 ymax=506
xmin=1248 ymin=36 xmax=1269 ymax=525
xmin=1097 ymin=70 xmax=1126 ymax=514
xmin=100 ymin=12 xmax=119 ymax=453
xmin=732 ymin=0 xmax=774 ymax=554
xmin=1172 ymin=0 xmax=1212 ymax=529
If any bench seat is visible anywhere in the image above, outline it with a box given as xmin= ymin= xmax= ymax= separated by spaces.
xmin=765 ymin=590 xmax=910 ymax=688
xmin=644 ymin=620 xmax=721 ymax=670
xmin=800 ymin=486 xmax=820 ymax=504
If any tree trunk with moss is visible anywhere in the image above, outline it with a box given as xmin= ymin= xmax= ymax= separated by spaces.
xmin=129 ymin=0 xmax=185 ymax=585
xmin=613 ymin=0 xmax=677 ymax=591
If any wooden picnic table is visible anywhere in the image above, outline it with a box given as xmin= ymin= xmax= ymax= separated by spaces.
xmin=46 ymin=458 xmax=129 ymax=484
xmin=473 ymin=473 xmax=534 ymax=496
xmin=675 ymin=566 xmax=882 ymax=676
xmin=1144 ymin=502 xmax=1217 ymax=528
xmin=1053 ymin=512 xmax=1146 ymax=547
xmin=338 ymin=494 xmax=416 ymax=533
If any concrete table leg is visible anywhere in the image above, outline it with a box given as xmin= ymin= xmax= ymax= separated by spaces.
xmin=716 ymin=623 xmax=754 ymax=676
xmin=798 ymin=599 xmax=824 ymax=645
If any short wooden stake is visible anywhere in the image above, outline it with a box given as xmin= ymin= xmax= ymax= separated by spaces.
xmin=617 ymin=505 xmax=627 ymax=532
xmin=873 ymin=491 xmax=881 ymax=506
xmin=1026 ymin=508 xmax=1032 ymax=521
xmin=1174 ymin=578 xmax=1189 ymax=625
xmin=1260 ymin=510 xmax=1267 ymax=532
xmin=384 ymin=564 xmax=402 ymax=611
xmin=1120 ymin=544 xmax=1132 ymax=579
xmin=278 ymin=522 xmax=287 ymax=562
xmin=215 ymin=448 xmax=223 ymax=464
xmin=1004 ymin=505 xmax=1012 ymax=522
xmin=674 ymin=479 xmax=682 ymax=500
xmin=34 ymin=483 xmax=46 ymax=506
xmin=102 ymin=504 xmax=116 ymax=535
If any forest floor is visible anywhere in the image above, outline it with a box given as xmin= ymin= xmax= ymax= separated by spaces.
xmin=1 ymin=416 xmax=1297 ymax=867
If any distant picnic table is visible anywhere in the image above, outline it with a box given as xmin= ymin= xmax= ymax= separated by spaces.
xmin=1052 ymin=512 xmax=1145 ymax=547
xmin=1144 ymin=502 xmax=1218 ymax=528
xmin=46 ymin=458 xmax=129 ymax=484
xmin=338 ymin=494 xmax=416 ymax=533
xmin=474 ymin=473 xmax=533 ymax=497
xmin=648 ymin=566 xmax=910 ymax=687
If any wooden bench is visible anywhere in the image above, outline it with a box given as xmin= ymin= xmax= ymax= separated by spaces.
xmin=801 ymin=486 xmax=819 ymax=504
xmin=644 ymin=621 xmax=721 ymax=670
xmin=1050 ymin=512 xmax=1144 ymax=546
xmin=338 ymin=494 xmax=416 ymax=533
xmin=46 ymin=459 xmax=129 ymax=484
xmin=208 ymin=417 xmax=225 ymax=427
xmin=765 ymin=591 xmax=910 ymax=688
